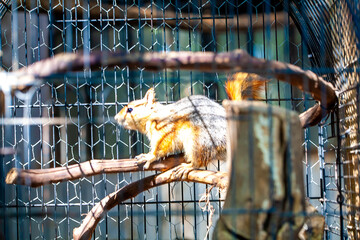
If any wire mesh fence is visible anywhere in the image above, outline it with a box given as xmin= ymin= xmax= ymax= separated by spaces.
xmin=0 ymin=0 xmax=358 ymax=239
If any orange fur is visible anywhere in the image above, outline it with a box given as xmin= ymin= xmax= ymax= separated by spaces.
xmin=225 ymin=72 xmax=267 ymax=101
xmin=149 ymin=116 xmax=195 ymax=159
xmin=115 ymin=73 xmax=267 ymax=172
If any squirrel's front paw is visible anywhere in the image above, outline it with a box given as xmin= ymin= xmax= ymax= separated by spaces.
xmin=135 ymin=153 xmax=156 ymax=170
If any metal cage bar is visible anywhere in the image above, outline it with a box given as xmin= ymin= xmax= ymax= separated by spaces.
xmin=0 ymin=0 xmax=355 ymax=239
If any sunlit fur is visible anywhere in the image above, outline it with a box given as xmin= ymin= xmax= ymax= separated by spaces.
xmin=115 ymin=73 xmax=265 ymax=169
xmin=225 ymin=72 xmax=266 ymax=101
xmin=115 ymin=90 xmax=227 ymax=168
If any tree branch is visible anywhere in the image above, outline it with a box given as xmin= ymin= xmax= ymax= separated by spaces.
xmin=5 ymin=155 xmax=186 ymax=187
xmin=16 ymin=49 xmax=337 ymax=127
xmin=6 ymin=154 xmax=228 ymax=240
xmin=72 ymin=168 xmax=228 ymax=240
xmin=13 ymin=1 xmax=286 ymax=32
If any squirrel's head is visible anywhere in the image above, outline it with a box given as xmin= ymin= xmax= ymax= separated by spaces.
xmin=115 ymin=88 xmax=157 ymax=133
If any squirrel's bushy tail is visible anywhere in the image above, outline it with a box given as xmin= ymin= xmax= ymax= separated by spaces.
xmin=225 ymin=72 xmax=267 ymax=101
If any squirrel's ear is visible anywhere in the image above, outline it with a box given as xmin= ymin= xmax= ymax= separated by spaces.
xmin=144 ymin=88 xmax=156 ymax=105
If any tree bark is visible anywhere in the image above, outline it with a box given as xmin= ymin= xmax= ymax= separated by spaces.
xmin=5 ymin=155 xmax=186 ymax=187
xmin=16 ymin=49 xmax=337 ymax=127
xmin=72 ymin=168 xmax=228 ymax=240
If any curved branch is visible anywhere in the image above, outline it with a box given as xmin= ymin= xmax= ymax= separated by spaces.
xmin=6 ymin=155 xmax=185 ymax=187
xmin=17 ymin=49 xmax=337 ymax=127
xmin=298 ymin=103 xmax=325 ymax=128
xmin=72 ymin=168 xmax=228 ymax=240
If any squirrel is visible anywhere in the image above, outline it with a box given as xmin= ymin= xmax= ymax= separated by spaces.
xmin=114 ymin=72 xmax=266 ymax=178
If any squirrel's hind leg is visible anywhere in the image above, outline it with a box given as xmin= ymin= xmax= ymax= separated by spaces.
xmin=170 ymin=163 xmax=194 ymax=180
xmin=170 ymin=136 xmax=197 ymax=179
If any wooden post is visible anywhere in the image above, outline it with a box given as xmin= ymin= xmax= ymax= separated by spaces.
xmin=213 ymin=101 xmax=306 ymax=239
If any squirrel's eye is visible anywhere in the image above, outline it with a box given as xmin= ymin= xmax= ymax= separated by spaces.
xmin=127 ymin=107 xmax=133 ymax=113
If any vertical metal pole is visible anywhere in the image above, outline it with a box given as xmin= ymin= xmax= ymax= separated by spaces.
xmin=336 ymin=106 xmax=345 ymax=239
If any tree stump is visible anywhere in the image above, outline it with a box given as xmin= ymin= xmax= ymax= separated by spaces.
xmin=213 ymin=101 xmax=306 ymax=239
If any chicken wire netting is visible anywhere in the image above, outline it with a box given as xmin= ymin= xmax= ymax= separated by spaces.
xmin=0 ymin=0 xmax=358 ymax=239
